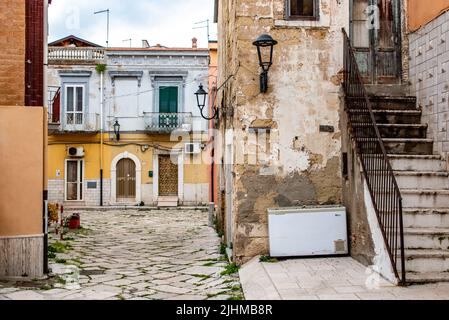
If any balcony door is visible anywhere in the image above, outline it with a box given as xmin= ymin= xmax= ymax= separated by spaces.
xmin=66 ymin=159 xmax=83 ymax=201
xmin=65 ymin=85 xmax=84 ymax=130
xmin=351 ymin=0 xmax=402 ymax=84
xmin=159 ymin=86 xmax=179 ymax=130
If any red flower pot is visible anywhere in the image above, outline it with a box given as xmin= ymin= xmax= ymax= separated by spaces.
xmin=69 ymin=214 xmax=80 ymax=229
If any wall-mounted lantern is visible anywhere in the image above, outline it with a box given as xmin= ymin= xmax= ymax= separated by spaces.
xmin=253 ymin=34 xmax=278 ymax=93
xmin=113 ymin=120 xmax=121 ymax=141
xmin=195 ymin=84 xmax=219 ymax=120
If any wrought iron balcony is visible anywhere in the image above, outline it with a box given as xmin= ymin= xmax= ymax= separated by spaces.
xmin=49 ymin=113 xmax=100 ymax=133
xmin=48 ymin=47 xmax=105 ymax=63
xmin=143 ymin=112 xmax=193 ymax=133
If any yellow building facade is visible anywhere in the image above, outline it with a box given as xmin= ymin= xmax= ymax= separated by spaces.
xmin=47 ymin=37 xmax=211 ymax=207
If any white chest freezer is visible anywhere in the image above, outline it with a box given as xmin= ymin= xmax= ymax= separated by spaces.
xmin=268 ymin=206 xmax=348 ymax=257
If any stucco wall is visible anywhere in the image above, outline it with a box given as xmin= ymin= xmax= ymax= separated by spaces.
xmin=217 ymin=0 xmax=349 ymax=263
xmin=408 ymin=0 xmax=449 ymax=32
xmin=0 ymin=0 xmax=25 ymax=105
xmin=0 ymin=107 xmax=44 ymax=236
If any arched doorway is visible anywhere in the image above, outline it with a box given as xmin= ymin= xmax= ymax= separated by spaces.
xmin=110 ymin=152 xmax=142 ymax=204
xmin=116 ymin=158 xmax=136 ymax=201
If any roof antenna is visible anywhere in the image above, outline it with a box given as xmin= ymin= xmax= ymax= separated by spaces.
xmin=193 ymin=19 xmax=210 ymax=45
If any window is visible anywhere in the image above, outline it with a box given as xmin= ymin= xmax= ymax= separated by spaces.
xmin=159 ymin=86 xmax=179 ymax=113
xmin=65 ymin=85 xmax=84 ymax=126
xmin=66 ymin=159 xmax=83 ymax=201
xmin=288 ymin=0 xmax=319 ymax=20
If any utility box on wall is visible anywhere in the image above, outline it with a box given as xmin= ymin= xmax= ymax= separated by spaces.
xmin=268 ymin=206 xmax=348 ymax=257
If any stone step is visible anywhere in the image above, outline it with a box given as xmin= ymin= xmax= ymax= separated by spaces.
xmin=402 ymin=189 xmax=449 ymax=209
xmin=403 ymin=209 xmax=449 ymax=229
xmin=349 ymin=109 xmax=422 ymax=125
xmin=157 ymin=196 xmax=179 ymax=207
xmin=404 ymin=228 xmax=449 ymax=250
xmin=406 ymin=272 xmax=449 ymax=284
xmin=353 ymin=123 xmax=428 ymax=139
xmin=395 ymin=171 xmax=449 ymax=190
xmin=404 ymin=249 xmax=449 ymax=273
xmin=369 ymin=96 xmax=417 ymax=111
xmin=382 ymin=138 xmax=434 ymax=155
xmin=388 ymin=155 xmax=447 ymax=172
xmin=366 ymin=84 xmax=413 ymax=97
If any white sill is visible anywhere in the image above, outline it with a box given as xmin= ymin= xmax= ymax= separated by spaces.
xmin=274 ymin=19 xmax=330 ymax=29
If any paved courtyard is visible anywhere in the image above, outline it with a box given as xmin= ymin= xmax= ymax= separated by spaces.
xmin=240 ymin=257 xmax=449 ymax=300
xmin=0 ymin=209 xmax=242 ymax=300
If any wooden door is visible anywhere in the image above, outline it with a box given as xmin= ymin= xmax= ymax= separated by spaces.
xmin=117 ymin=159 xmax=136 ymax=199
xmin=158 ymin=155 xmax=178 ymax=196
xmin=351 ymin=0 xmax=402 ymax=84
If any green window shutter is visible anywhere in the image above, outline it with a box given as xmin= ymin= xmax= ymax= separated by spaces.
xmin=159 ymin=86 xmax=178 ymax=113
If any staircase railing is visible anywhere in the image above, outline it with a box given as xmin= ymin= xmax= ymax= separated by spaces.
xmin=342 ymin=29 xmax=406 ymax=285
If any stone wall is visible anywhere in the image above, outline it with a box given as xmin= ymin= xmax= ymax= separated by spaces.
xmin=217 ymin=0 xmax=350 ymax=264
xmin=409 ymin=10 xmax=449 ymax=159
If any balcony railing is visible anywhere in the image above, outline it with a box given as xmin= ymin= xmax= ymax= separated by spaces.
xmin=51 ymin=113 xmax=101 ymax=133
xmin=48 ymin=47 xmax=105 ymax=62
xmin=143 ymin=112 xmax=193 ymax=133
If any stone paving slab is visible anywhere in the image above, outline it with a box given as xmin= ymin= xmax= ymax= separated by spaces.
xmin=0 ymin=209 xmax=243 ymax=301
xmin=240 ymin=256 xmax=449 ymax=300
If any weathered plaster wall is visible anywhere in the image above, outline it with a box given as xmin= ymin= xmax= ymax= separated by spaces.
xmin=217 ymin=0 xmax=349 ymax=263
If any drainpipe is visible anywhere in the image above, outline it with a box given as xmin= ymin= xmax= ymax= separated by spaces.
xmin=100 ymin=70 xmax=104 ymax=206
xmin=43 ymin=0 xmax=49 ymax=275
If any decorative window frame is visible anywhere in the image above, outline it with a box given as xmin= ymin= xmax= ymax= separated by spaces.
xmin=149 ymin=70 xmax=188 ymax=113
xmin=109 ymin=71 xmax=144 ymax=87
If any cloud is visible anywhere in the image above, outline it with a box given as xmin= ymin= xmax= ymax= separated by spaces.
xmin=48 ymin=0 xmax=217 ymax=48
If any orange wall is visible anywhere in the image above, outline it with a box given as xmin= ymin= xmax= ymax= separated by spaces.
xmin=0 ymin=107 xmax=44 ymax=236
xmin=0 ymin=0 xmax=25 ymax=106
xmin=408 ymin=0 xmax=449 ymax=32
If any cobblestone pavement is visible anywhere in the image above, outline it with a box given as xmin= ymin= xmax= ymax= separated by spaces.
xmin=0 ymin=209 xmax=243 ymax=301
xmin=240 ymin=257 xmax=449 ymax=300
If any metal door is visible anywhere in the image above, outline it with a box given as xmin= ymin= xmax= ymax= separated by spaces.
xmin=351 ymin=0 xmax=402 ymax=84
xmin=117 ymin=158 xmax=136 ymax=199
xmin=158 ymin=155 xmax=178 ymax=196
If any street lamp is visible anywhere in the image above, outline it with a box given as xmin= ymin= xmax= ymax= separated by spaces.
xmin=195 ymin=84 xmax=218 ymax=120
xmin=253 ymin=34 xmax=278 ymax=93
xmin=113 ymin=120 xmax=121 ymax=141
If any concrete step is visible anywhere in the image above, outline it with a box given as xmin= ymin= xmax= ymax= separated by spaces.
xmin=157 ymin=196 xmax=179 ymax=207
xmin=382 ymin=138 xmax=434 ymax=155
xmin=369 ymin=96 xmax=417 ymax=111
xmin=395 ymin=171 xmax=449 ymax=190
xmin=405 ymin=249 xmax=449 ymax=273
xmin=366 ymin=84 xmax=413 ymax=97
xmin=404 ymin=209 xmax=449 ymax=229
xmin=406 ymin=272 xmax=449 ymax=284
xmin=404 ymin=228 xmax=449 ymax=250
xmin=349 ymin=109 xmax=422 ymax=124
xmin=402 ymin=189 xmax=449 ymax=209
xmin=353 ymin=123 xmax=427 ymax=139
xmin=388 ymin=155 xmax=447 ymax=172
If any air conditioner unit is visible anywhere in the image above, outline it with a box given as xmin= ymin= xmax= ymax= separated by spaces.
xmin=67 ymin=146 xmax=85 ymax=158
xmin=185 ymin=143 xmax=201 ymax=154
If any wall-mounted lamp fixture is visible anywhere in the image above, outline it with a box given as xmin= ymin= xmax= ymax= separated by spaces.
xmin=113 ymin=120 xmax=121 ymax=141
xmin=195 ymin=84 xmax=219 ymax=120
xmin=253 ymin=34 xmax=278 ymax=93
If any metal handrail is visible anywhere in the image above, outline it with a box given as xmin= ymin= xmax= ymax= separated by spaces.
xmin=342 ymin=29 xmax=406 ymax=285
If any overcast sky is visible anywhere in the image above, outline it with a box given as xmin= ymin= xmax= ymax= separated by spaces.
xmin=48 ymin=0 xmax=217 ymax=48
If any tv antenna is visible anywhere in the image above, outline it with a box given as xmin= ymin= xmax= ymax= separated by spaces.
xmin=94 ymin=9 xmax=110 ymax=47
xmin=193 ymin=19 xmax=210 ymax=43
xmin=123 ymin=38 xmax=132 ymax=48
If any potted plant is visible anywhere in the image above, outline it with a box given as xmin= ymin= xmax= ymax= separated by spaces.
xmin=68 ymin=213 xmax=81 ymax=229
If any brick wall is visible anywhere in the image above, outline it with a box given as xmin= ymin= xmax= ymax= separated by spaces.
xmin=25 ymin=0 xmax=45 ymax=107
xmin=409 ymin=11 xmax=449 ymax=158
xmin=0 ymin=0 xmax=26 ymax=106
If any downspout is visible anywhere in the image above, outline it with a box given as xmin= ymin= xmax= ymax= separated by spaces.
xmin=100 ymin=70 xmax=104 ymax=206
xmin=42 ymin=0 xmax=49 ymax=274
